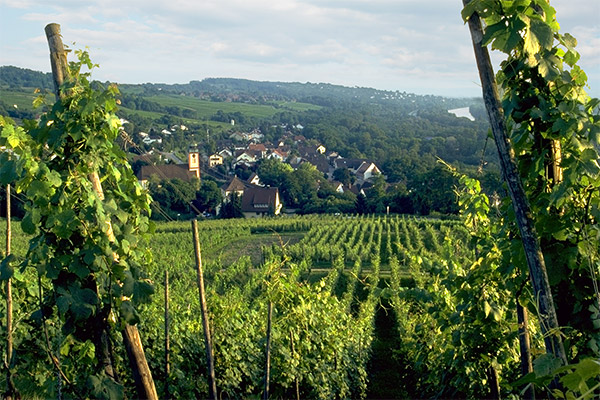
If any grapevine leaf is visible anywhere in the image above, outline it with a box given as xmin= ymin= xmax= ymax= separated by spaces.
xmin=133 ymin=280 xmax=154 ymax=305
xmin=71 ymin=258 xmax=90 ymax=279
xmin=46 ymin=170 xmax=62 ymax=187
xmin=534 ymin=353 xmax=563 ymax=377
xmin=524 ymin=25 xmax=541 ymax=66
xmin=120 ymin=300 xmax=140 ymax=325
xmin=71 ymin=288 xmax=98 ymax=321
xmin=562 ymin=32 xmax=577 ymax=48
xmin=530 ymin=19 xmax=554 ymax=51
xmin=0 ymin=254 xmax=16 ymax=280
xmin=26 ymin=180 xmax=52 ymax=199
xmin=21 ymin=211 xmax=38 ymax=235
xmin=57 ymin=293 xmax=73 ymax=315
xmin=0 ymin=158 xmax=18 ymax=185
xmin=483 ymin=300 xmax=492 ymax=318
xmin=88 ymin=374 xmax=124 ymax=400
xmin=575 ymin=358 xmax=600 ymax=380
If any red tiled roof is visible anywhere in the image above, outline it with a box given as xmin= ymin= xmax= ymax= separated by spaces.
xmin=138 ymin=164 xmax=196 ymax=182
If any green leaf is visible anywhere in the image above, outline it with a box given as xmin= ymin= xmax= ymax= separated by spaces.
xmin=530 ymin=19 xmax=554 ymax=51
xmin=88 ymin=373 xmax=125 ymax=400
xmin=562 ymin=32 xmax=577 ymax=48
xmin=46 ymin=170 xmax=62 ymax=187
xmin=0 ymin=158 xmax=18 ymax=185
xmin=575 ymin=358 xmax=600 ymax=381
xmin=552 ymin=229 xmax=569 ymax=241
xmin=133 ymin=280 xmax=154 ymax=305
xmin=57 ymin=293 xmax=73 ymax=314
xmin=483 ymin=300 xmax=492 ymax=318
xmin=122 ymin=271 xmax=135 ymax=297
xmin=70 ymin=258 xmax=90 ymax=279
xmin=120 ymin=300 xmax=140 ymax=325
xmin=27 ymin=179 xmax=52 ymax=199
xmin=534 ymin=353 xmax=563 ymax=377
xmin=0 ymin=254 xmax=16 ymax=280
xmin=21 ymin=211 xmax=38 ymax=235
xmin=482 ymin=21 xmax=509 ymax=47
xmin=524 ymin=25 xmax=541 ymax=66
xmin=70 ymin=288 xmax=98 ymax=321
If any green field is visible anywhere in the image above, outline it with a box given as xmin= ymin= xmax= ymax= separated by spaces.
xmin=1 ymin=87 xmax=321 ymax=133
xmin=0 ymin=87 xmax=41 ymax=109
xmin=145 ymin=93 xmax=321 ymax=119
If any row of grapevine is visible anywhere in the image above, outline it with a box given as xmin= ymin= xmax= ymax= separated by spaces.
xmin=387 ymin=223 xmax=532 ymax=398
xmin=281 ymin=215 xmax=466 ymax=269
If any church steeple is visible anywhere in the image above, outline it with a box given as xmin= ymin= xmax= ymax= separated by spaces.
xmin=188 ymin=144 xmax=200 ymax=179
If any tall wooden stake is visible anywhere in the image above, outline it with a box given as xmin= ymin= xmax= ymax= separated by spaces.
xmin=290 ymin=329 xmax=300 ymax=400
xmin=518 ymin=302 xmax=535 ymax=400
xmin=462 ymin=1 xmax=567 ymax=365
xmin=164 ymin=270 xmax=170 ymax=400
xmin=191 ymin=219 xmax=217 ymax=400
xmin=45 ymin=23 xmax=158 ymax=399
xmin=5 ymin=184 xmax=15 ymax=400
xmin=263 ymin=301 xmax=273 ymax=400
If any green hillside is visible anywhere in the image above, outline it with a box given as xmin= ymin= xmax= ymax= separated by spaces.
xmin=0 ymin=65 xmax=497 ymax=195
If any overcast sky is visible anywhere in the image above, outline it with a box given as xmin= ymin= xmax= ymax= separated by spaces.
xmin=0 ymin=0 xmax=598 ymax=98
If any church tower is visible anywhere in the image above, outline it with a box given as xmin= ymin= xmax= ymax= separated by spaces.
xmin=188 ymin=144 xmax=200 ymax=179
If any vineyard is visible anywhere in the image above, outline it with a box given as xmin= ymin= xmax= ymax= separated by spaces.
xmin=0 ymin=214 xmax=557 ymax=398
xmin=2 ymin=2 xmax=600 ymax=398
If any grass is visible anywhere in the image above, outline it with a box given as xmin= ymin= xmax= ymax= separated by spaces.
xmin=146 ymin=94 xmax=318 ymax=119
xmin=217 ymin=231 xmax=305 ymax=266
xmin=274 ymin=101 xmax=321 ymax=112
xmin=0 ymin=87 xmax=41 ymax=109
xmin=0 ymin=87 xmax=321 ymax=128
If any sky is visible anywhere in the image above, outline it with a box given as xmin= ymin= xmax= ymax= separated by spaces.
xmin=0 ymin=0 xmax=598 ymax=98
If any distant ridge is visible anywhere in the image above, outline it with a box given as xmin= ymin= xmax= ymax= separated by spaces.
xmin=1 ymin=65 xmax=479 ymax=107
xmin=0 ymin=66 xmax=54 ymax=89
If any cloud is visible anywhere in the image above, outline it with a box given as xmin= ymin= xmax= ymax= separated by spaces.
xmin=0 ymin=0 xmax=598 ymax=97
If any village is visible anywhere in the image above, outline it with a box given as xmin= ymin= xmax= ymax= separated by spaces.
xmin=132 ymin=122 xmax=383 ymax=218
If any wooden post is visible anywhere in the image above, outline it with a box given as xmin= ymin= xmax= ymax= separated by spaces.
xmin=164 ymin=270 xmax=170 ymax=400
xmin=5 ymin=184 xmax=15 ymax=400
xmin=191 ymin=219 xmax=217 ymax=400
xmin=290 ymin=329 xmax=300 ymax=400
xmin=263 ymin=301 xmax=273 ymax=400
xmin=45 ymin=23 xmax=158 ymax=399
xmin=45 ymin=23 xmax=69 ymax=99
xmin=487 ymin=366 xmax=501 ymax=400
xmin=122 ymin=325 xmax=158 ymax=399
xmin=462 ymin=1 xmax=567 ymax=365
xmin=517 ymin=302 xmax=535 ymax=400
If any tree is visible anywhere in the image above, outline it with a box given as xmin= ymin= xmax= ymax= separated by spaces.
xmin=257 ymin=158 xmax=293 ymax=188
xmin=332 ymin=167 xmax=354 ymax=186
xmin=355 ymin=193 xmax=368 ymax=214
xmin=148 ymin=178 xmax=197 ymax=218
xmin=195 ymin=180 xmax=223 ymax=213
xmin=220 ymin=192 xmax=243 ymax=219
xmin=409 ymin=166 xmax=459 ymax=215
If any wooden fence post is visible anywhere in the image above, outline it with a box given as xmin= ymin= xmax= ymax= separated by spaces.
xmin=45 ymin=23 xmax=158 ymax=399
xmin=461 ymin=1 xmax=567 ymax=365
xmin=263 ymin=301 xmax=273 ymax=400
xmin=5 ymin=184 xmax=15 ymax=400
xmin=191 ymin=219 xmax=217 ymax=399
xmin=164 ymin=270 xmax=170 ymax=400
xmin=517 ymin=302 xmax=535 ymax=399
